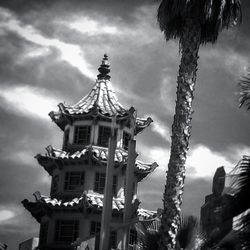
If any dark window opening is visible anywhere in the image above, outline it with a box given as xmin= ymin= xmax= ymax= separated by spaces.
xmin=90 ymin=221 xmax=101 ymax=236
xmin=63 ymin=129 xmax=70 ymax=147
xmin=64 ymin=172 xmax=84 ymax=191
xmin=55 ymin=220 xmax=79 ymax=243
xmin=110 ymin=231 xmax=117 ymax=249
xmin=90 ymin=221 xmax=101 ymax=250
xmin=123 ymin=132 xmax=131 ymax=150
xmin=94 ymin=173 xmax=117 ymax=195
xmin=112 ymin=175 xmax=117 ymax=196
xmin=94 ymin=173 xmax=105 ymax=193
xmin=90 ymin=221 xmax=117 ymax=250
xmin=98 ymin=126 xmax=111 ymax=147
xmin=129 ymin=229 xmax=137 ymax=247
xmin=74 ymin=126 xmax=91 ymax=145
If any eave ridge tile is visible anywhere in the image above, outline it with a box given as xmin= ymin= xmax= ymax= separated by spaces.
xmin=135 ymin=116 xmax=153 ymax=135
xmin=38 ymin=146 xmax=158 ymax=176
xmin=33 ymin=192 xmax=126 ymax=211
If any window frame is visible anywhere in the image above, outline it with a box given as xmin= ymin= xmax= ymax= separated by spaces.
xmin=112 ymin=175 xmax=117 ymax=196
xmin=90 ymin=221 xmax=101 ymax=250
xmin=63 ymin=128 xmax=70 ymax=147
xmin=90 ymin=221 xmax=117 ymax=249
xmin=94 ymin=173 xmax=117 ymax=195
xmin=110 ymin=231 xmax=117 ymax=249
xmin=94 ymin=172 xmax=106 ymax=194
xmin=90 ymin=221 xmax=101 ymax=236
xmin=64 ymin=171 xmax=85 ymax=192
xmin=54 ymin=220 xmax=79 ymax=243
xmin=74 ymin=125 xmax=91 ymax=145
xmin=129 ymin=229 xmax=137 ymax=247
xmin=97 ymin=126 xmax=111 ymax=147
xmin=122 ymin=131 xmax=131 ymax=150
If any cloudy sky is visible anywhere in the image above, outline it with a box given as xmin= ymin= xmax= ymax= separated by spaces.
xmin=0 ymin=0 xmax=250 ymax=248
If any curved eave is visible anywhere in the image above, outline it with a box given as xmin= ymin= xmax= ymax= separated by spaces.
xmin=49 ymin=103 xmax=131 ymax=131
xmin=49 ymin=105 xmax=153 ymax=135
xmin=22 ymin=199 xmax=48 ymax=223
xmin=23 ymin=193 xmax=134 ymax=215
xmin=35 ymin=153 xmax=90 ymax=176
xmin=135 ymin=162 xmax=158 ymax=182
xmin=35 ymin=154 xmax=56 ymax=175
xmin=137 ymin=208 xmax=158 ymax=220
xmin=48 ymin=110 xmax=69 ymax=131
xmin=135 ymin=117 xmax=153 ymax=135
xmin=36 ymin=146 xmax=158 ymax=180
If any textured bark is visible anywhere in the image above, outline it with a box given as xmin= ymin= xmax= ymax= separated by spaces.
xmin=159 ymin=19 xmax=201 ymax=250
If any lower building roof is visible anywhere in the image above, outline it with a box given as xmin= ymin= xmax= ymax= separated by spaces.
xmin=22 ymin=191 xmax=156 ymax=222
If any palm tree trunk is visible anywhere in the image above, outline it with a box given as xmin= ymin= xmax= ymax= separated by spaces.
xmin=159 ymin=19 xmax=201 ymax=250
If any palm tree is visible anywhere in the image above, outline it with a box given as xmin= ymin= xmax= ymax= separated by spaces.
xmin=136 ymin=215 xmax=199 ymax=250
xmin=157 ymin=1 xmax=242 ymax=249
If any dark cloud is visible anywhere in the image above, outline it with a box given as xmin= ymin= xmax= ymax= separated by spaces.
xmin=0 ymin=37 xmax=91 ymax=103
xmin=0 ymin=0 xmax=156 ymax=26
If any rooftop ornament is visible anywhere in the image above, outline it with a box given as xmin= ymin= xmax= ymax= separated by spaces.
xmin=97 ymin=54 xmax=111 ymax=81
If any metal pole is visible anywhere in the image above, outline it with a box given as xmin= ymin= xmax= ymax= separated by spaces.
xmin=99 ymin=133 xmax=117 ymax=250
xmin=122 ymin=139 xmax=136 ymax=250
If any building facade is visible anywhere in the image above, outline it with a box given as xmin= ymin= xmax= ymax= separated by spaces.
xmin=200 ymin=167 xmax=234 ymax=248
xmin=22 ymin=55 xmax=158 ymax=250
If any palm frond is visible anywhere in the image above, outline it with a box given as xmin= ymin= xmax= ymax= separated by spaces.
xmin=239 ymin=70 xmax=250 ymax=110
xmin=157 ymin=0 xmax=242 ymax=44
xmin=238 ymin=211 xmax=250 ymax=249
xmin=136 ymin=222 xmax=160 ymax=250
xmin=176 ymin=215 xmax=198 ymax=249
xmin=157 ymin=0 xmax=188 ymax=40
xmin=232 ymin=156 xmax=250 ymax=215
xmin=215 ymin=230 xmax=240 ymax=249
xmin=219 ymin=156 xmax=250 ymax=249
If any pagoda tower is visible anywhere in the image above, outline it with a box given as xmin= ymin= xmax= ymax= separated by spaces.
xmin=22 ymin=55 xmax=158 ymax=250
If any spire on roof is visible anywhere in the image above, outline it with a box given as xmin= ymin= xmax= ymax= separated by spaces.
xmin=97 ymin=54 xmax=111 ymax=80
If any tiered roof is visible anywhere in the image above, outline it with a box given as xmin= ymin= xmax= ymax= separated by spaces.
xmin=49 ymin=54 xmax=153 ymax=134
xmin=22 ymin=191 xmax=156 ymax=223
xmin=22 ymin=55 xmax=159 ymax=240
xmin=36 ymin=145 xmax=158 ymax=181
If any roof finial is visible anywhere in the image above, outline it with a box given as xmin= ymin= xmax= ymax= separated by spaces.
xmin=97 ymin=54 xmax=111 ymax=80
